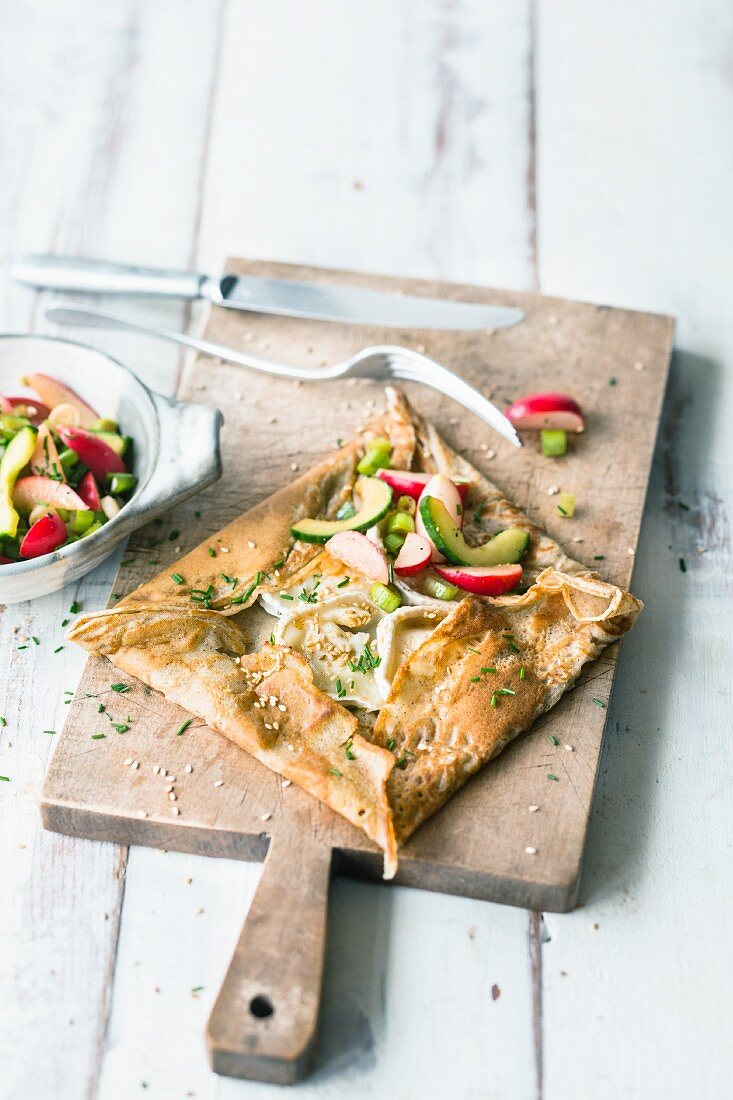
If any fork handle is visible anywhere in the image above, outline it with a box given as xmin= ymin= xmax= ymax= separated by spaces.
xmin=44 ymin=304 xmax=326 ymax=381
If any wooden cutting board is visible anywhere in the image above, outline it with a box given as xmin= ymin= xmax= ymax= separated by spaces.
xmin=42 ymin=259 xmax=673 ymax=1084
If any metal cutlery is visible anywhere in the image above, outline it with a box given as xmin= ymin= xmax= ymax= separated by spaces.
xmin=45 ymin=303 xmax=521 ymax=448
xmin=15 ymin=255 xmax=525 ymax=332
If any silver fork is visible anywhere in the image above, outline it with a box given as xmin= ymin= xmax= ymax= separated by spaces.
xmin=45 ymin=303 xmax=521 ymax=447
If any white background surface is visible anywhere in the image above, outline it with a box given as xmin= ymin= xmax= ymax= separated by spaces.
xmin=1 ymin=2 xmax=731 ymax=1098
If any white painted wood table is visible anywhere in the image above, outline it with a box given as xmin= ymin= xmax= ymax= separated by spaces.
xmin=1 ymin=2 xmax=731 ymax=1098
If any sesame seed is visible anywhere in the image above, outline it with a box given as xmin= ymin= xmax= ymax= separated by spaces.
xmin=124 ymin=758 xmax=133 ymax=766
xmin=261 ymin=812 xmax=272 ymax=821
xmin=168 ymin=793 xmax=177 ymax=802
xmin=131 ymin=761 xmax=139 ymax=770
xmin=152 ymin=765 xmax=160 ymax=775
xmin=247 ymin=540 xmax=256 ymax=549
xmin=634 ymin=360 xmax=645 ymax=371
xmin=627 ymin=547 xmax=635 ymax=555
xmin=165 ymin=785 xmax=173 ymax=793
xmin=264 ymin=722 xmax=273 ymax=730
xmin=573 ymin=536 xmax=584 ymax=543
xmin=165 ymin=775 xmax=175 ymax=782
xmin=184 ymin=764 xmax=193 ymax=774
xmin=290 ymin=462 xmax=299 ymax=471
xmin=525 ymin=846 xmax=538 ymax=855
xmin=214 ymin=780 xmax=224 ymax=788
xmin=278 ymin=704 xmax=287 ymax=712
xmin=528 ymin=805 xmax=539 ymax=812
xmin=282 ymin=779 xmax=292 ymax=788
xmin=220 ymin=547 xmax=230 ymax=553
xmin=564 ymin=744 xmax=574 ymax=752
xmin=547 ymin=485 xmax=560 ymax=496
xmin=138 ymin=810 xmax=148 ymax=819
xmin=172 ymin=806 xmax=180 ymax=816
xmin=485 ymin=449 xmax=496 ymax=460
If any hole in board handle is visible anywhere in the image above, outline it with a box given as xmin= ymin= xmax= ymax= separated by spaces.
xmin=250 ymin=994 xmax=274 ymax=1019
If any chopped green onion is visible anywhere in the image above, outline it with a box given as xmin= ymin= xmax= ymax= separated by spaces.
xmin=481 ymin=667 xmax=497 ymax=674
xmin=171 ymin=573 xmax=185 ymax=585
xmin=111 ymin=683 xmax=130 ymax=694
xmin=53 ymin=645 xmax=64 ymax=654
xmin=540 ymin=429 xmax=567 ymax=457
xmin=91 ymin=733 xmax=106 ymax=740
xmin=386 ymin=511 xmax=415 ymax=536
xmin=176 ymin=719 xmax=192 ymax=736
xmin=423 ymin=575 xmax=459 ymax=601
xmin=384 ymin=532 xmax=406 ymax=555
xmin=113 ymin=724 xmax=129 ymax=734
xmin=397 ymin=495 xmax=416 ymax=516
xmin=356 ymin=444 xmax=392 ymax=476
xmin=386 ymin=739 xmax=396 ymax=751
xmin=369 ymin=582 xmax=402 ymax=613
xmin=336 ymin=576 xmax=351 ymax=588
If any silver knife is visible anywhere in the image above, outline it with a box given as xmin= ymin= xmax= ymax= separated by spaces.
xmin=12 ymin=255 xmax=524 ymax=331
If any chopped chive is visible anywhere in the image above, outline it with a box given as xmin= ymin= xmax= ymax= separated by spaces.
xmin=268 ymin=633 xmax=275 ymax=645
xmin=70 ymin=601 xmax=79 ymax=614
xmin=467 ymin=646 xmax=480 ymax=654
xmin=557 ymin=505 xmax=568 ymax=516
xmin=97 ymin=703 xmax=105 ymax=713
xmin=191 ymin=985 xmax=204 ymax=994
xmin=547 ymin=773 xmax=558 ymax=781
xmin=176 ymin=718 xmax=192 ymax=736
xmin=91 ymin=733 xmax=106 ymax=740
xmin=337 ymin=577 xmax=351 ymax=588
xmin=0 ymin=776 xmax=10 ymax=782
xmin=0 ymin=717 xmax=6 ymax=727
xmin=677 ymin=501 xmax=690 ymax=511
xmin=593 ymin=555 xmax=605 ymax=561
xmin=194 ymin=511 xmax=201 ymax=519
xmin=17 ymin=645 xmax=27 ymax=651
xmin=470 ymin=676 xmax=481 ymax=683
xmin=473 ymin=508 xmax=483 ymax=524
xmin=169 ymin=530 xmax=180 ymax=541
xmin=335 ymin=679 xmax=346 ymax=698
xmin=54 ymin=645 xmax=64 ymax=654
xmin=344 ymin=740 xmax=356 ymax=760
xmin=207 ymin=547 xmax=216 ymax=557
xmin=171 ymin=573 xmax=185 ymax=585
xmin=507 ymin=641 xmax=521 ymax=654
xmin=386 ymin=739 xmax=396 ymax=751
xmin=280 ymin=593 xmax=294 ymax=601
xmin=113 ymin=724 xmax=129 ymax=734
xmin=592 ymin=698 xmax=606 ymax=708
xmin=394 ymin=757 xmax=408 ymax=770
xmin=329 ymin=767 xmax=343 ymax=778
xmin=490 ymin=693 xmax=498 ymax=708
xmin=548 ymin=734 xmax=559 ymax=745
xmin=111 ymin=683 xmax=130 ymax=694
xmin=272 ymin=559 xmax=284 ymax=570
xmin=61 ymin=618 xmax=70 ymax=628
xmin=232 ymin=572 xmax=261 ymax=604
xmin=221 ymin=573 xmax=237 ymax=586
xmin=32 ymin=636 xmax=40 ymax=646
xmin=481 ymin=667 xmax=497 ymax=674
xmin=519 ymin=667 xmax=526 ymax=680
xmin=63 ymin=698 xmax=72 ymax=704
xmin=112 ymin=593 xmax=121 ymax=600
xmin=43 ymin=730 xmax=56 ymax=736
xmin=120 ymin=559 xmax=133 ymax=567
xmin=497 ymin=688 xmax=516 ymax=696
xmin=679 ymin=557 xmax=687 ymax=573
xmin=609 ymin=377 xmax=617 ymax=386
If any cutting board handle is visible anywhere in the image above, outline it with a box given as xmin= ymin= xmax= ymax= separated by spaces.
xmin=206 ymin=832 xmax=334 ymax=1084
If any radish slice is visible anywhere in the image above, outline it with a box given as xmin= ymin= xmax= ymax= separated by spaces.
xmin=22 ymin=374 xmax=98 ymax=427
xmin=416 ymin=474 xmax=463 ymax=562
xmin=3 ymin=396 xmax=50 ymax=425
xmin=505 ymin=392 xmax=585 ymax=433
xmin=13 ymin=476 xmax=89 ymax=513
xmin=394 ymin=532 xmax=433 ymax=576
xmin=31 ymin=424 xmax=65 ymax=480
xmin=56 ymin=426 xmax=126 ymax=479
xmin=19 ymin=512 xmax=68 ymax=559
xmin=77 ymin=471 xmax=102 ymax=511
xmin=376 ymin=468 xmax=470 ymax=502
xmin=433 ymin=563 xmax=523 ymax=595
xmin=325 ymin=530 xmax=389 ymax=584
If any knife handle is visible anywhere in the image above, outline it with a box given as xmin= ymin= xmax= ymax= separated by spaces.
xmin=11 ymin=255 xmax=206 ymax=300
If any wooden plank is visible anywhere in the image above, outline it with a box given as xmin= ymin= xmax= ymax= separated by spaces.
xmin=0 ymin=2 xmax=224 ymax=1096
xmin=537 ymin=1 xmax=733 ymax=1097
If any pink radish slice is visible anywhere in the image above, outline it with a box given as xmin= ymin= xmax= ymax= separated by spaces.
xmin=22 ymin=374 xmax=98 ymax=427
xmin=416 ymin=474 xmax=463 ymax=562
xmin=505 ymin=392 xmax=584 ymax=432
xmin=31 ymin=424 xmax=65 ymax=480
xmin=19 ymin=512 xmax=68 ymax=559
xmin=394 ymin=532 xmax=433 ymax=576
xmin=77 ymin=470 xmax=102 ymax=511
xmin=56 ymin=426 xmax=125 ymax=479
xmin=325 ymin=530 xmax=389 ymax=584
xmin=4 ymin=396 xmax=51 ymax=425
xmin=433 ymin=563 xmax=522 ymax=595
xmin=376 ymin=468 xmax=470 ymax=502
xmin=13 ymin=476 xmax=89 ymax=513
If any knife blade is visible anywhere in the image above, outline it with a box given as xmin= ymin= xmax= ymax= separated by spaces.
xmin=12 ymin=255 xmax=524 ymax=331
